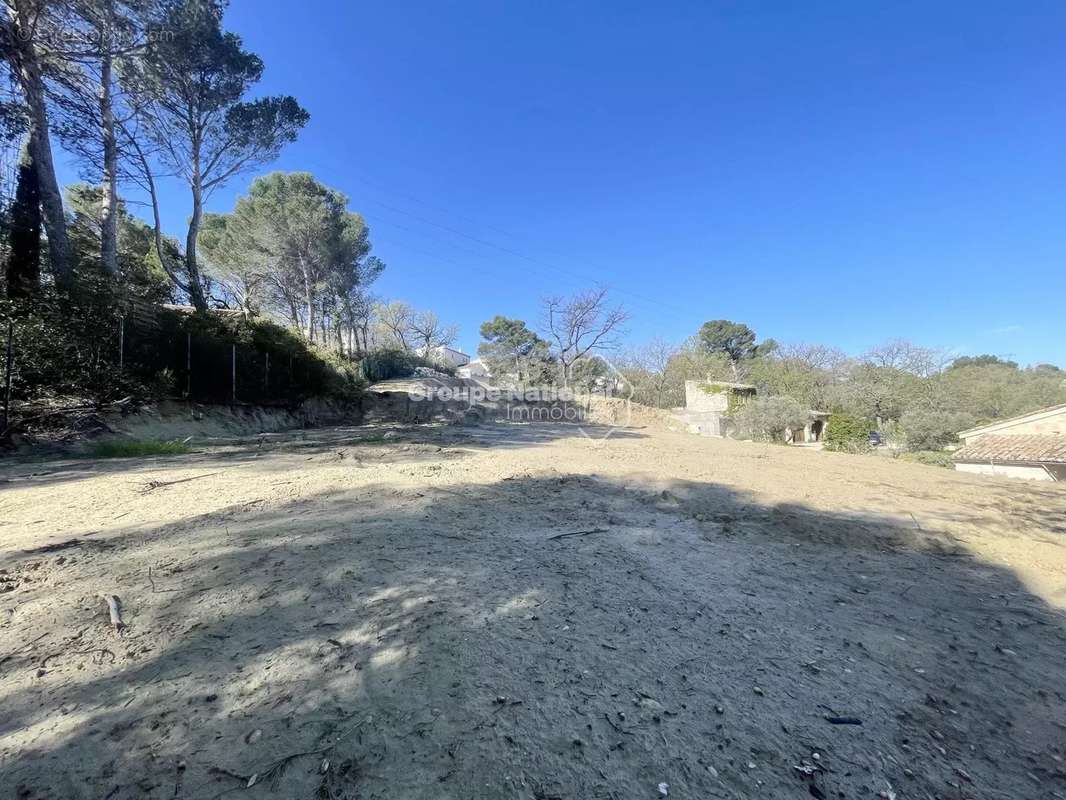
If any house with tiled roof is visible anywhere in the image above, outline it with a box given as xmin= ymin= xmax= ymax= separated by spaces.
xmin=954 ymin=403 xmax=1066 ymax=481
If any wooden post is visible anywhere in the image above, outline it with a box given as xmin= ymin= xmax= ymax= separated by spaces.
xmin=118 ymin=317 xmax=125 ymax=370
xmin=231 ymin=344 xmax=237 ymax=403
xmin=2 ymin=320 xmax=13 ymax=434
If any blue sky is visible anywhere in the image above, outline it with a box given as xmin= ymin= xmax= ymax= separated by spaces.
xmin=58 ymin=1 xmax=1066 ymax=365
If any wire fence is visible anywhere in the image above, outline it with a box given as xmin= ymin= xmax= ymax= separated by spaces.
xmin=1 ymin=303 xmax=343 ymax=430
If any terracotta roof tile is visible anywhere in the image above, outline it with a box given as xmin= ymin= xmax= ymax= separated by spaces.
xmin=954 ymin=434 xmax=1066 ymax=464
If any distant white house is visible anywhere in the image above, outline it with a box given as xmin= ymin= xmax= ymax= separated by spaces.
xmin=457 ymin=358 xmax=490 ymax=379
xmin=427 ymin=345 xmax=471 ymax=369
xmin=954 ymin=403 xmax=1066 ymax=481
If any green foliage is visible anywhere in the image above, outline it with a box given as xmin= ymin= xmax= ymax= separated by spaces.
xmin=700 ymin=383 xmax=727 ymax=394
xmin=125 ymin=0 xmax=309 ymax=308
xmin=6 ymin=141 xmax=42 ymax=299
xmin=897 ymin=450 xmax=956 ymax=469
xmin=1 ymin=288 xmax=364 ymax=411
xmin=477 ymin=315 xmax=552 ymax=386
xmin=65 ymin=184 xmax=174 ymax=304
xmin=1 ymin=279 xmax=138 ymax=403
xmin=824 ymin=413 xmax=873 ymax=453
xmin=744 ymin=344 xmax=845 ymax=411
xmin=726 ymin=390 xmax=750 ymax=417
xmin=618 ymin=342 xmax=730 ymax=409
xmin=949 ymin=354 xmax=1018 ymax=370
xmin=733 ymin=395 xmax=809 ymax=442
xmin=357 ymin=347 xmax=448 ymax=383
xmin=933 ymin=362 xmax=1066 ymax=422
xmin=570 ymin=356 xmax=609 ymax=393
xmin=899 ymin=407 xmax=975 ymax=451
xmin=834 ymin=363 xmax=923 ymax=423
xmin=155 ymin=308 xmax=364 ymax=402
xmin=314 ymin=347 xmax=367 ymax=400
xmin=90 ymin=439 xmax=193 ymax=458
xmin=200 ymin=172 xmax=375 ymax=330
xmin=698 ymin=319 xmax=760 ymax=364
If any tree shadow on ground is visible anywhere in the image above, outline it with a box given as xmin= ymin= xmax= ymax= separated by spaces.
xmin=1 ymin=472 xmax=1064 ymax=799
xmin=0 ymin=420 xmax=646 ymax=493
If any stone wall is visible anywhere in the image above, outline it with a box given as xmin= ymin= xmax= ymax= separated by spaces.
xmin=683 ymin=381 xmax=730 ymax=414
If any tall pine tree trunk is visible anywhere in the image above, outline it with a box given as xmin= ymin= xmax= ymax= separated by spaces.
xmin=184 ymin=178 xmax=208 ymax=311
xmin=6 ymin=0 xmax=72 ymax=289
xmin=300 ymin=257 xmax=315 ymax=343
xmin=128 ymin=133 xmax=187 ymax=296
xmin=98 ymin=43 xmax=119 ymax=276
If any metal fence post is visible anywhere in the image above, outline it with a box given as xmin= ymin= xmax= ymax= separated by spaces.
xmin=118 ymin=317 xmax=125 ymax=370
xmin=231 ymin=344 xmax=237 ymax=403
xmin=264 ymin=351 xmax=270 ymax=392
xmin=2 ymin=320 xmax=13 ymax=434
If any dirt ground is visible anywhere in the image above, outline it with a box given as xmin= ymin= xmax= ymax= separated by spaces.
xmin=1 ymin=416 xmax=1065 ymax=799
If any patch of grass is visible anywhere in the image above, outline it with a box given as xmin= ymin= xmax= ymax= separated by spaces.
xmin=898 ymin=450 xmax=956 ymax=469
xmin=90 ymin=439 xmax=193 ymax=459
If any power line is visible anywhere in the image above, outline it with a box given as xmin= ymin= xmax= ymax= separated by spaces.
xmin=369 ymin=216 xmax=593 ymax=295
xmin=362 ymin=195 xmax=686 ymax=314
xmin=294 ymin=155 xmax=690 ymax=315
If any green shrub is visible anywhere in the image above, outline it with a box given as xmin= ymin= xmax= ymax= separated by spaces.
xmin=357 ymin=348 xmax=455 ymax=383
xmin=358 ymin=348 xmax=421 ymax=382
xmin=90 ymin=438 xmax=193 ymax=458
xmin=823 ymin=412 xmax=873 ymax=453
xmin=733 ymin=395 xmax=808 ymax=442
xmin=899 ymin=407 xmax=974 ymax=451
xmin=1 ymin=279 xmax=146 ymax=404
xmin=2 ymin=290 xmax=365 ymax=410
xmin=315 ymin=347 xmax=366 ymax=400
xmin=898 ymin=450 xmax=956 ymax=468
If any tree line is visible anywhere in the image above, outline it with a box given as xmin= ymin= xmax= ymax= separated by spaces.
xmin=620 ymin=323 xmax=1066 ymax=449
xmin=1 ymin=0 xmax=471 ymax=367
xmin=475 ymin=303 xmax=1066 ymax=450
xmin=3 ymin=0 xmax=307 ymax=304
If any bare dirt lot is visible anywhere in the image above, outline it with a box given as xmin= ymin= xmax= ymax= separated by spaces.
xmin=2 ymin=419 xmax=1065 ymax=799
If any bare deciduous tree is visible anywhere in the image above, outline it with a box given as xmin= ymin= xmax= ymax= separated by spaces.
xmin=618 ymin=338 xmax=681 ymax=407
xmin=409 ymin=310 xmax=458 ymax=356
xmin=373 ymin=302 xmax=459 ymax=359
xmin=542 ymin=287 xmax=628 ymax=387
xmin=862 ymin=339 xmax=949 ymax=378
xmin=375 ymin=301 xmax=414 ymax=351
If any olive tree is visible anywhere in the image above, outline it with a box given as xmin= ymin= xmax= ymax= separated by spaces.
xmin=733 ymin=395 xmax=809 ymax=442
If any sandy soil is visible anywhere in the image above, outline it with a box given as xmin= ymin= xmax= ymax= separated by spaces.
xmin=1 ymin=417 xmax=1065 ymax=799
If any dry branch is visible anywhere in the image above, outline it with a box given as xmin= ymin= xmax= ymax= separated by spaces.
xmin=547 ymin=528 xmax=609 ymax=541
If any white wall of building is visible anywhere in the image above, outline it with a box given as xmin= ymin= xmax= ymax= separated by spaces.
xmin=683 ymin=381 xmax=730 ymax=413
xmin=955 ymin=463 xmax=1054 ymax=481
xmin=457 ymin=359 xmax=490 ymax=379
xmin=429 ymin=346 xmax=471 ymax=368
